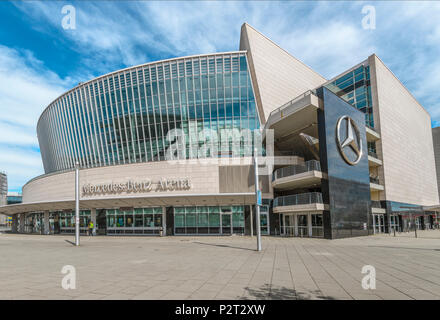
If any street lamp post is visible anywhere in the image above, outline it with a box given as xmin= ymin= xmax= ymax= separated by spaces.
xmin=254 ymin=148 xmax=262 ymax=252
xmin=75 ymin=161 xmax=80 ymax=246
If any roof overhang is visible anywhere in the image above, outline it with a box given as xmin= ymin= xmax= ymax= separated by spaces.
xmin=422 ymin=205 xmax=440 ymax=212
xmin=0 ymin=193 xmax=256 ymax=215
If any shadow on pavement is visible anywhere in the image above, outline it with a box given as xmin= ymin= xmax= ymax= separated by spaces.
xmin=192 ymin=241 xmax=256 ymax=251
xmin=64 ymin=239 xmax=76 ymax=246
xmin=243 ymin=284 xmax=337 ymax=300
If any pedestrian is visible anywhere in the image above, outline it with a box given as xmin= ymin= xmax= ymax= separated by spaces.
xmin=88 ymin=220 xmax=94 ymax=236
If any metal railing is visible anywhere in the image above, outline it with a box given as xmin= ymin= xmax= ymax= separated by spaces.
xmin=368 ymin=151 xmax=378 ymax=159
xmin=268 ymin=90 xmax=317 ymax=119
xmin=273 ymin=192 xmax=323 ymax=207
xmin=272 ymin=160 xmax=321 ymax=181
xmin=370 ymin=176 xmax=380 ymax=184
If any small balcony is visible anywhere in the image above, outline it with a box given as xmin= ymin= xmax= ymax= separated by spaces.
xmin=273 ymin=192 xmax=328 ymax=213
xmin=272 ymin=160 xmax=325 ymax=190
xmin=368 ymin=150 xmax=382 ymax=167
xmin=366 ymin=126 xmax=381 ymax=142
xmin=370 ymin=176 xmax=384 ymax=191
xmin=371 ymin=200 xmax=386 ymax=214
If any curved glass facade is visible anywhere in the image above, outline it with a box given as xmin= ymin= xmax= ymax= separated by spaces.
xmin=37 ymin=52 xmax=259 ymax=173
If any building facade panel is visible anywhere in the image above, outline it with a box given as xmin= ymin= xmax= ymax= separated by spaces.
xmin=432 ymin=127 xmax=440 ymax=201
xmin=370 ymin=55 xmax=439 ymax=206
xmin=240 ymin=23 xmax=327 ymax=123
xmin=22 ymin=158 xmax=261 ymax=204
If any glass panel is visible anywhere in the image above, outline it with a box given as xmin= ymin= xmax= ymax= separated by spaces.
xmin=134 ymin=213 xmax=143 ymax=227
xmin=154 ymin=214 xmax=162 ymax=227
xmin=175 ymin=213 xmax=185 ymax=227
xmin=144 ymin=207 xmax=153 ymax=214
xmin=198 ymin=212 xmax=209 ymax=227
xmin=107 ymin=212 xmax=115 ymax=228
xmin=144 ymin=213 xmax=154 ymax=227
xmin=209 ymin=206 xmax=219 ymax=214
xmin=221 ymin=206 xmax=231 ymax=214
xmin=209 ymin=211 xmax=220 ymax=226
xmin=260 ymin=213 xmax=268 ymax=235
xmin=311 ymin=214 xmax=323 ymax=226
xmin=232 ymin=212 xmax=244 ymax=227
xmin=186 ymin=212 xmax=196 ymax=227
xmin=125 ymin=211 xmax=133 ymax=227
xmin=116 ymin=210 xmax=124 ymax=227
xmin=222 ymin=214 xmax=231 ymax=227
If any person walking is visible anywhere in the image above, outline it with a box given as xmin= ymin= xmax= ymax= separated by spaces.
xmin=88 ymin=220 xmax=94 ymax=236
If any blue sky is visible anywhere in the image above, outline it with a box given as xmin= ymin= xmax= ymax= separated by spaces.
xmin=0 ymin=1 xmax=439 ymax=192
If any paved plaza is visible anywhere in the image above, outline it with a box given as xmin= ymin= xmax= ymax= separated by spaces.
xmin=0 ymin=231 xmax=439 ymax=300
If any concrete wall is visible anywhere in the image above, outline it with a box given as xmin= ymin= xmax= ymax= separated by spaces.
xmin=23 ymin=158 xmax=257 ymax=204
xmin=432 ymin=127 xmax=440 ymax=201
xmin=239 ymin=23 xmax=327 ymax=124
xmin=369 ymin=54 xmax=439 ymax=206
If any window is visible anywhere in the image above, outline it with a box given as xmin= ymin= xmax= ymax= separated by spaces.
xmin=174 ymin=206 xmax=244 ymax=235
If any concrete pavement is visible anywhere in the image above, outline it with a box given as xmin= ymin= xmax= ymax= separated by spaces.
xmin=0 ymin=231 xmax=439 ymax=300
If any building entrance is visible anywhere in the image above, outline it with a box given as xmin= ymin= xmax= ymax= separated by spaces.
xmin=372 ymin=214 xmax=385 ymax=234
xmin=221 ymin=213 xmax=232 ymax=235
xmin=106 ymin=208 xmax=163 ymax=235
xmin=280 ymin=212 xmax=323 ymax=238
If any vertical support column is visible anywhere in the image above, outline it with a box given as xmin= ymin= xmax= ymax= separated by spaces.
xmin=12 ymin=215 xmax=18 ymax=233
xmin=162 ymin=206 xmax=166 ymax=236
xmin=294 ymin=215 xmax=298 ymax=237
xmin=436 ymin=211 xmax=439 ymax=229
xmin=75 ymin=162 xmax=80 ymax=246
xmin=249 ymin=205 xmax=254 ymax=237
xmin=279 ymin=213 xmax=282 ymax=235
xmin=43 ymin=211 xmax=50 ymax=235
xmin=19 ymin=213 xmax=25 ymax=233
xmin=254 ymin=148 xmax=261 ymax=251
xmin=91 ymin=208 xmax=96 ymax=234
xmin=308 ymin=213 xmax=312 ymax=237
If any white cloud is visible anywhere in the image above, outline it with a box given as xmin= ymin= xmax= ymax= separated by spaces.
xmin=0 ymin=145 xmax=43 ymax=191
xmin=0 ymin=45 xmax=73 ymax=191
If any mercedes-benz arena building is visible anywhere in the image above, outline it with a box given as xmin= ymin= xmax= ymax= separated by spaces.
xmin=1 ymin=23 xmax=439 ymax=239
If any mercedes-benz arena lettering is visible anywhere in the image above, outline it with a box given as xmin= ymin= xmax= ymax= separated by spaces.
xmin=1 ymin=23 xmax=439 ymax=239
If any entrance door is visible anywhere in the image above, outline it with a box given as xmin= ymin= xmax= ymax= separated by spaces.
xmin=297 ymin=214 xmax=308 ymax=237
xmin=283 ymin=215 xmax=294 ymax=236
xmin=221 ymin=214 xmax=232 ymax=235
xmin=97 ymin=210 xmax=106 ymax=235
xmin=311 ymin=213 xmax=323 ymax=237
xmin=373 ymin=214 xmax=384 ymax=234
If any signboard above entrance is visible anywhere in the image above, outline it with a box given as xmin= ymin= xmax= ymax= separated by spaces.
xmin=82 ymin=178 xmax=191 ymax=196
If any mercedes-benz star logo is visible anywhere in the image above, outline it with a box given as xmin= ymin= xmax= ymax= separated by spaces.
xmin=336 ymin=115 xmax=363 ymax=165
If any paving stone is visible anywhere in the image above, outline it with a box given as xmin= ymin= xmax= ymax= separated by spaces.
xmin=1 ymin=232 xmax=440 ymax=300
